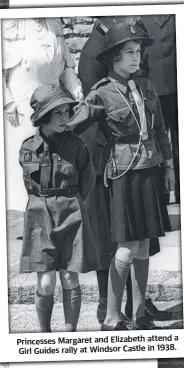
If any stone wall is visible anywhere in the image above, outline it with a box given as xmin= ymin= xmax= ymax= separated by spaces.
xmin=61 ymin=17 xmax=97 ymax=74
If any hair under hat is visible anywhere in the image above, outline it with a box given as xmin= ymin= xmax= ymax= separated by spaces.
xmin=96 ymin=23 xmax=154 ymax=64
xmin=30 ymin=84 xmax=78 ymax=126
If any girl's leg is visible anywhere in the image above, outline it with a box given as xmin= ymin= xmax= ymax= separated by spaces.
xmin=97 ymin=269 xmax=133 ymax=323
xmin=131 ymin=238 xmax=150 ymax=326
xmin=59 ymin=270 xmax=81 ymax=332
xmin=36 ymin=270 xmax=56 ymax=332
xmin=125 ymin=271 xmax=133 ymax=318
xmin=96 ymin=269 xmax=109 ymax=322
xmin=103 ymin=240 xmax=139 ymax=328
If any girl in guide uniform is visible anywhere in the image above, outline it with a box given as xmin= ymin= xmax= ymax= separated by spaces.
xmin=2 ymin=18 xmax=83 ymax=212
xmin=67 ymin=23 xmax=175 ymax=330
xmin=79 ymin=15 xmax=168 ymax=325
xmin=19 ymin=84 xmax=99 ymax=332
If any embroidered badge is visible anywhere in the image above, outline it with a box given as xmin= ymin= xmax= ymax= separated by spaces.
xmin=130 ymin=26 xmax=136 ymax=34
xmin=146 ymin=90 xmax=153 ymax=100
xmin=24 ymin=152 xmax=32 ymax=162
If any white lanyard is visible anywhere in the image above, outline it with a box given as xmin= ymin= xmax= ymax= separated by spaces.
xmin=104 ymin=78 xmax=144 ymax=186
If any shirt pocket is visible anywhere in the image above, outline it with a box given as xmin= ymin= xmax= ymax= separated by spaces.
xmin=107 ymin=106 xmax=130 ymax=123
xmin=57 ymin=158 xmax=76 ymax=176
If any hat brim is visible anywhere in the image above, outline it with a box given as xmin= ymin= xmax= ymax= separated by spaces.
xmin=96 ymin=36 xmax=155 ymax=63
xmin=31 ymin=96 xmax=78 ymax=123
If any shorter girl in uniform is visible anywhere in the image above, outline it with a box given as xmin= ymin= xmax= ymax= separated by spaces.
xmin=19 ymin=84 xmax=99 ymax=332
xmin=67 ymin=23 xmax=175 ymax=330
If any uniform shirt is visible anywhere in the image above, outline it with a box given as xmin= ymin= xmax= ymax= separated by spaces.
xmin=68 ymin=71 xmax=173 ymax=173
xmin=141 ymin=15 xmax=177 ymax=95
xmin=19 ymin=129 xmax=95 ymax=200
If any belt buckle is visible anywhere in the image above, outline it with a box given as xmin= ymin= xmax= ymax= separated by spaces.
xmin=39 ymin=189 xmax=49 ymax=197
xmin=141 ymin=132 xmax=148 ymax=141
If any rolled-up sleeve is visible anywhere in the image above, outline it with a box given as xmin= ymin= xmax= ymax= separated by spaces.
xmin=19 ymin=144 xmax=40 ymax=193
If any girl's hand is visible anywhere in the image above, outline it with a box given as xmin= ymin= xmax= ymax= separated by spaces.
xmin=164 ymin=167 xmax=175 ymax=192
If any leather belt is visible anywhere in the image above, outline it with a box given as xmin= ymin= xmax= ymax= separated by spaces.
xmin=28 ymin=186 xmax=79 ymax=198
xmin=114 ymin=130 xmax=155 ymax=144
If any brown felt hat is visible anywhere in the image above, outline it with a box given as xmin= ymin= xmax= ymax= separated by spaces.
xmin=96 ymin=23 xmax=154 ymax=63
xmin=30 ymin=84 xmax=78 ymax=124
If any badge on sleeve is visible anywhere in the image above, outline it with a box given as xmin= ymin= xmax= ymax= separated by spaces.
xmin=146 ymin=90 xmax=153 ymax=100
xmin=24 ymin=152 xmax=32 ymax=162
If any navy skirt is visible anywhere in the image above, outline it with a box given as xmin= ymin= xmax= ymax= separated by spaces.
xmin=109 ymin=165 xmax=172 ymax=242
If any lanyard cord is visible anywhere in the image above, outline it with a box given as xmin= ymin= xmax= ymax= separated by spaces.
xmin=109 ymin=77 xmax=144 ymax=132
xmin=104 ymin=78 xmax=143 ymax=185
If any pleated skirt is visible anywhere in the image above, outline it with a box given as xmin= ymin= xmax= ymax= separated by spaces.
xmin=109 ymin=165 xmax=172 ymax=242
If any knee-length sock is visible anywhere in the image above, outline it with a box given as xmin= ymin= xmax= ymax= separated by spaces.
xmin=97 ymin=268 xmax=133 ymax=314
xmin=96 ymin=269 xmax=109 ymax=306
xmin=62 ymin=285 xmax=81 ymax=332
xmin=35 ymin=290 xmax=54 ymax=332
xmin=125 ymin=271 xmax=133 ymax=317
xmin=131 ymin=258 xmax=149 ymax=322
xmin=104 ymin=257 xmax=131 ymax=326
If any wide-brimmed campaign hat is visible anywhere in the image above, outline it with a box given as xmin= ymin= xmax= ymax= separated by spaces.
xmin=96 ymin=23 xmax=154 ymax=63
xmin=31 ymin=84 xmax=78 ymax=124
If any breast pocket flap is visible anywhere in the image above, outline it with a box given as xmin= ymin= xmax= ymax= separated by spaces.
xmin=60 ymin=159 xmax=75 ymax=176
xmin=107 ymin=106 xmax=130 ymax=123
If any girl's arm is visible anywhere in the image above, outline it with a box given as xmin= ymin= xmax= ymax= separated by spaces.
xmin=154 ymin=94 xmax=173 ymax=161
xmin=19 ymin=143 xmax=40 ymax=194
xmin=67 ymin=90 xmax=105 ymax=135
xmin=154 ymin=94 xmax=175 ymax=191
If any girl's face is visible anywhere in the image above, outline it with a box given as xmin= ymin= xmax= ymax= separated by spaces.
xmin=42 ymin=104 xmax=70 ymax=136
xmin=113 ymin=40 xmax=141 ymax=78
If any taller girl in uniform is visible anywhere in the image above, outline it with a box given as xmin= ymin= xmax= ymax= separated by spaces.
xmin=67 ymin=23 xmax=175 ymax=330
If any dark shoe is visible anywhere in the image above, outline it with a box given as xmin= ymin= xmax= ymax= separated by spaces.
xmin=97 ymin=302 xmax=107 ymax=324
xmin=135 ymin=315 xmax=161 ymax=330
xmin=145 ymin=298 xmax=173 ymax=321
xmin=101 ymin=320 xmax=130 ymax=331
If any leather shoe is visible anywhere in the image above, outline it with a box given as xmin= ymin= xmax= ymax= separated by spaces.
xmin=135 ymin=315 xmax=161 ymax=330
xmin=145 ymin=298 xmax=173 ymax=321
xmin=101 ymin=320 xmax=130 ymax=331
